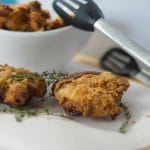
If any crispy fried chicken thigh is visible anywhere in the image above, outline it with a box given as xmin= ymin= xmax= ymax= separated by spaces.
xmin=0 ymin=65 xmax=47 ymax=107
xmin=53 ymin=72 xmax=130 ymax=118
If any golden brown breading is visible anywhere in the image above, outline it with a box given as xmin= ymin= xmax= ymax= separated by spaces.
xmin=46 ymin=17 xmax=66 ymax=30
xmin=0 ymin=65 xmax=47 ymax=107
xmin=5 ymin=7 xmax=29 ymax=31
xmin=28 ymin=10 xmax=50 ymax=31
xmin=0 ymin=5 xmax=13 ymax=28
xmin=27 ymin=1 xmax=41 ymax=12
xmin=53 ymin=72 xmax=130 ymax=118
xmin=0 ymin=1 xmax=65 ymax=32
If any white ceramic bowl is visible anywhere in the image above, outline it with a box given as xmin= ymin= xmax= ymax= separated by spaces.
xmin=0 ymin=0 xmax=91 ymax=72
xmin=0 ymin=27 xmax=90 ymax=72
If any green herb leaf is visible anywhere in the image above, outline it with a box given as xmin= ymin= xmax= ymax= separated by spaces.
xmin=0 ymin=105 xmax=73 ymax=122
xmin=8 ymin=73 xmax=44 ymax=83
xmin=42 ymin=70 xmax=68 ymax=85
xmin=119 ymin=103 xmax=132 ymax=134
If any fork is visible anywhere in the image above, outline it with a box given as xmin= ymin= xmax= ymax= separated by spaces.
xmin=101 ymin=47 xmax=150 ymax=85
xmin=53 ymin=0 xmax=150 ymax=71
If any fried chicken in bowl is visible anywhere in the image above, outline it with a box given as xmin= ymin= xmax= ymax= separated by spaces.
xmin=0 ymin=1 xmax=91 ymax=72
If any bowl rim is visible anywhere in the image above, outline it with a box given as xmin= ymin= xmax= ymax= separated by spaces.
xmin=0 ymin=25 xmax=73 ymax=37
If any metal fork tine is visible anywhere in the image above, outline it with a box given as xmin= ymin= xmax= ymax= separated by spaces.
xmin=103 ymin=60 xmax=120 ymax=73
xmin=70 ymin=0 xmax=88 ymax=5
xmin=107 ymin=56 xmax=125 ymax=69
xmin=61 ymin=0 xmax=77 ymax=11
xmin=63 ymin=0 xmax=80 ymax=9
xmin=111 ymin=51 xmax=130 ymax=63
xmin=54 ymin=1 xmax=75 ymax=17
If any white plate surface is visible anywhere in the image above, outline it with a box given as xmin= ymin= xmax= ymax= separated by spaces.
xmin=0 ymin=62 xmax=149 ymax=150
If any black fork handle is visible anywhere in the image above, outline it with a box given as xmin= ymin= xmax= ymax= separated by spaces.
xmin=94 ymin=18 xmax=150 ymax=71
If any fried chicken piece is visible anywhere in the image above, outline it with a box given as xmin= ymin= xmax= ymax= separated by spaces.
xmin=5 ymin=1 xmax=42 ymax=31
xmin=24 ymin=1 xmax=51 ymax=31
xmin=52 ymin=72 xmax=130 ymax=118
xmin=0 ymin=5 xmax=13 ymax=28
xmin=5 ymin=7 xmax=29 ymax=31
xmin=46 ymin=17 xmax=66 ymax=30
xmin=0 ymin=65 xmax=47 ymax=107
xmin=28 ymin=10 xmax=50 ymax=31
xmin=27 ymin=1 xmax=41 ymax=11
xmin=0 ymin=1 xmax=65 ymax=32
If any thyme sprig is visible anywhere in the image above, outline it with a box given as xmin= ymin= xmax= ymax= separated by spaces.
xmin=9 ymin=73 xmax=43 ymax=83
xmin=119 ymin=103 xmax=132 ymax=134
xmin=5 ymin=70 xmax=68 ymax=85
xmin=0 ymin=106 xmax=74 ymax=122
xmin=10 ymin=74 xmax=34 ymax=80
xmin=42 ymin=70 xmax=68 ymax=85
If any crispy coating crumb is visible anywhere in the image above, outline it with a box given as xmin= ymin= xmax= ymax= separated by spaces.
xmin=46 ymin=17 xmax=66 ymax=30
xmin=0 ymin=1 xmax=65 ymax=32
xmin=6 ymin=7 xmax=29 ymax=31
xmin=28 ymin=10 xmax=50 ymax=31
xmin=53 ymin=72 xmax=130 ymax=118
xmin=0 ymin=5 xmax=13 ymax=28
xmin=28 ymin=1 xmax=41 ymax=11
xmin=0 ymin=65 xmax=47 ymax=107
